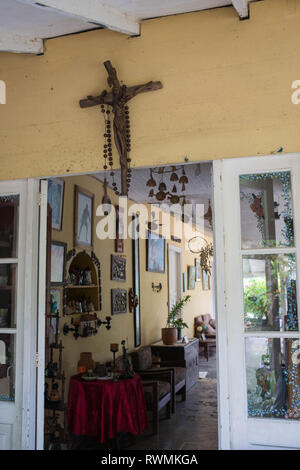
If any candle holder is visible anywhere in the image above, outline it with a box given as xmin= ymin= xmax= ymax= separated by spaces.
xmin=110 ymin=343 xmax=119 ymax=370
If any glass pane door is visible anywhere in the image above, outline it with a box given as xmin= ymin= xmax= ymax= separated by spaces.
xmin=219 ymin=154 xmax=300 ymax=449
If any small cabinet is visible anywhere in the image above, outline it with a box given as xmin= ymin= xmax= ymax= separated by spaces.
xmin=151 ymin=338 xmax=199 ymax=390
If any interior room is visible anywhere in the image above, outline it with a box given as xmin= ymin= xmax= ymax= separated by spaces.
xmin=44 ymin=161 xmax=218 ymax=450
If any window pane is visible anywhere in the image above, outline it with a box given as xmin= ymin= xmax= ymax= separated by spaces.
xmin=246 ymin=337 xmax=300 ymax=420
xmin=243 ymin=254 xmax=298 ymax=332
xmin=240 ymin=172 xmax=294 ymax=249
xmin=0 ymin=195 xmax=19 ymax=258
xmin=0 ymin=264 xmax=17 ymax=329
xmin=0 ymin=334 xmax=15 ymax=402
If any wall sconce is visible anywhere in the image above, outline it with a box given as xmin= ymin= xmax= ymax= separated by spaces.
xmin=152 ymin=282 xmax=162 ymax=293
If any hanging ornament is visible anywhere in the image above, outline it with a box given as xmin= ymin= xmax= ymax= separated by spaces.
xmin=170 ymin=166 xmax=179 ymax=182
xmin=172 ymin=184 xmax=177 ymax=193
xmin=204 ymin=200 xmax=213 ymax=228
xmin=146 ymin=169 xmax=157 ymax=187
xmin=182 ymin=182 xmax=186 ymax=192
xmin=156 ymin=191 xmax=166 ymax=201
xmin=158 ymin=181 xmax=167 ymax=191
xmin=148 ymin=189 xmax=154 ymax=198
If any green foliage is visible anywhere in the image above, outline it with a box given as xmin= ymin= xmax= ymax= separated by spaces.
xmin=167 ymin=295 xmax=191 ymax=327
xmin=244 ymin=279 xmax=270 ymax=319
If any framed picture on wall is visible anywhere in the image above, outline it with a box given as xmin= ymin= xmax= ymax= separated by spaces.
xmin=51 ymin=241 xmax=67 ymax=285
xmin=47 ymin=178 xmax=64 ymax=231
xmin=111 ymin=254 xmax=126 ymax=282
xmin=74 ymin=185 xmax=94 ymax=249
xmin=195 ymin=259 xmax=201 ymax=282
xmin=202 ymin=269 xmax=211 ymax=290
xmin=111 ymin=288 xmax=127 ymax=315
xmin=183 ymin=272 xmax=187 ymax=292
xmin=188 ymin=266 xmax=196 ymax=290
xmin=146 ymin=231 xmax=165 ymax=273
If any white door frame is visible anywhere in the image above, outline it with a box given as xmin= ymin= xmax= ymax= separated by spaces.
xmin=213 ymin=154 xmax=300 ymax=450
xmin=167 ymin=244 xmax=182 ymax=311
xmin=0 ymin=178 xmax=40 ymax=450
xmin=212 ymin=160 xmax=231 ymax=450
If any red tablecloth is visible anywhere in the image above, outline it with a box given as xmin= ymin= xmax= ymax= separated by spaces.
xmin=68 ymin=374 xmax=149 ymax=443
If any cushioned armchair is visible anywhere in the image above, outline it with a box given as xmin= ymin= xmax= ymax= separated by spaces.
xmin=194 ymin=314 xmax=216 ymax=361
xmin=130 ymin=345 xmax=186 ymax=414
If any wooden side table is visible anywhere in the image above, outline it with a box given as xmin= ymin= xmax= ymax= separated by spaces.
xmin=151 ymin=338 xmax=199 ymax=390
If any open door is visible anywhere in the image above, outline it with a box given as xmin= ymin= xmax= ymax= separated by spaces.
xmin=214 ymin=154 xmax=300 ymax=449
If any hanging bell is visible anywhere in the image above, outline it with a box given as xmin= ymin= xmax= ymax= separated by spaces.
xmin=146 ymin=178 xmax=156 ymax=187
xmin=179 ymin=174 xmax=188 ymax=184
xmin=156 ymin=191 xmax=166 ymax=201
xmin=170 ymin=172 xmax=179 ymax=182
xmin=148 ymin=189 xmax=154 ymax=198
xmin=172 ymin=184 xmax=177 ymax=193
xmin=170 ymin=195 xmax=180 ymax=204
xmin=158 ymin=181 xmax=167 ymax=191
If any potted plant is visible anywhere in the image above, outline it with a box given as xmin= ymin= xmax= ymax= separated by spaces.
xmin=162 ymin=295 xmax=191 ymax=345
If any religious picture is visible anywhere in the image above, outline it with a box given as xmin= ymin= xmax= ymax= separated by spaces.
xmin=111 ymin=289 xmax=127 ymax=315
xmin=195 ymin=259 xmax=201 ymax=282
xmin=47 ymin=178 xmax=64 ymax=231
xmin=202 ymin=269 xmax=211 ymax=290
xmin=146 ymin=231 xmax=165 ymax=273
xmin=111 ymin=254 xmax=126 ymax=282
xmin=51 ymin=241 xmax=66 ymax=285
xmin=74 ymin=186 xmax=94 ymax=248
xmin=188 ymin=266 xmax=196 ymax=290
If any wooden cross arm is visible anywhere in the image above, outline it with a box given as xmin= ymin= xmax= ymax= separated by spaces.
xmin=79 ymin=81 xmax=163 ymax=108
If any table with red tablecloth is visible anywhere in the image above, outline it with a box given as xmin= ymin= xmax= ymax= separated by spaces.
xmin=67 ymin=374 xmax=149 ymax=443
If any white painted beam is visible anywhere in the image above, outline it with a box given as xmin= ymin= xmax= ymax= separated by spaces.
xmin=20 ymin=0 xmax=140 ymax=36
xmin=232 ymin=0 xmax=249 ymax=19
xmin=0 ymin=31 xmax=43 ymax=54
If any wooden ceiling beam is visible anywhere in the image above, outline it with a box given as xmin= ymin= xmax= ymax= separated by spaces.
xmin=19 ymin=0 xmax=140 ymax=36
xmin=0 ymin=31 xmax=43 ymax=54
xmin=232 ymin=0 xmax=249 ymax=19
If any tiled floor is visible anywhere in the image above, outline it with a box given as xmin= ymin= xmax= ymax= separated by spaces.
xmin=130 ymin=350 xmax=218 ymax=450
xmin=69 ymin=350 xmax=218 ymax=450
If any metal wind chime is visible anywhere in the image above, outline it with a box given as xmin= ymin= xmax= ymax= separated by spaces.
xmin=146 ymin=166 xmax=189 ymax=206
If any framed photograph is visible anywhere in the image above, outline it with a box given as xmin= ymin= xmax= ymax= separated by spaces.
xmin=115 ymin=205 xmax=125 ymax=253
xmin=47 ymin=178 xmax=64 ymax=231
xmin=183 ymin=272 xmax=187 ymax=292
xmin=188 ymin=266 xmax=196 ymax=290
xmin=74 ymin=185 xmax=94 ymax=249
xmin=111 ymin=254 xmax=126 ymax=282
xmin=195 ymin=259 xmax=201 ymax=282
xmin=51 ymin=241 xmax=67 ymax=285
xmin=111 ymin=288 xmax=127 ymax=315
xmin=202 ymin=269 xmax=211 ymax=290
xmin=146 ymin=231 xmax=165 ymax=273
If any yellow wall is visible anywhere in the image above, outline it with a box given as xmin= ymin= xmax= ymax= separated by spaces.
xmin=51 ymin=174 xmax=212 ymax=386
xmin=1 ymin=0 xmax=300 ymax=181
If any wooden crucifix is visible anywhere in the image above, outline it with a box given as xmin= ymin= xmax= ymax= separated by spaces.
xmin=80 ymin=61 xmax=163 ymax=196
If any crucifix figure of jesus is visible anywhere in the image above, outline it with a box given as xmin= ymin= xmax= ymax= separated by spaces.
xmin=80 ymin=61 xmax=163 ymax=196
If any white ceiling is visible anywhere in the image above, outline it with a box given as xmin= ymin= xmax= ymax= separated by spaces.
xmin=0 ymin=0 xmax=255 ymax=54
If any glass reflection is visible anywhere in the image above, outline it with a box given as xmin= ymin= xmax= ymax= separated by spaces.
xmin=0 ymin=195 xmax=19 ymax=258
xmin=240 ymin=172 xmax=294 ymax=249
xmin=243 ymin=254 xmax=298 ymax=332
xmin=0 ymin=264 xmax=17 ymax=328
xmin=246 ymin=337 xmax=300 ymax=419
xmin=0 ymin=334 xmax=15 ymax=401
